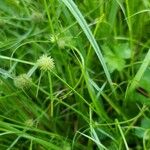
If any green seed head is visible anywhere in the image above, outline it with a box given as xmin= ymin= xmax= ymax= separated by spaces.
xmin=14 ymin=74 xmax=32 ymax=89
xmin=37 ymin=55 xmax=55 ymax=71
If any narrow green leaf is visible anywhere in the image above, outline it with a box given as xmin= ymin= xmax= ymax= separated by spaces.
xmin=60 ymin=0 xmax=112 ymax=87
xmin=129 ymin=49 xmax=150 ymax=91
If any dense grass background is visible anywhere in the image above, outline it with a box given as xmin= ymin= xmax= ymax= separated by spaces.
xmin=0 ymin=0 xmax=150 ymax=149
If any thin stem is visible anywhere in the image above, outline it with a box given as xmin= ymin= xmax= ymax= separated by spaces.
xmin=115 ymin=119 xmax=129 ymax=150
xmin=48 ymin=72 xmax=54 ymax=117
xmin=36 ymin=71 xmax=43 ymax=98
xmin=44 ymin=0 xmax=55 ymax=34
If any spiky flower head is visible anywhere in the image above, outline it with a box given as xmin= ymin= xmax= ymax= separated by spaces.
xmin=14 ymin=74 xmax=32 ymax=89
xmin=37 ymin=54 xmax=55 ymax=71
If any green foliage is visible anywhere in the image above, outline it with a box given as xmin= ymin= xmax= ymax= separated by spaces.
xmin=0 ymin=0 xmax=150 ymax=149
xmin=102 ymin=42 xmax=131 ymax=72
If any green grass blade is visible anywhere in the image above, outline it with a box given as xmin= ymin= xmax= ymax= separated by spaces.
xmin=115 ymin=119 xmax=129 ymax=150
xmin=60 ymin=0 xmax=112 ymax=87
xmin=129 ymin=49 xmax=150 ymax=91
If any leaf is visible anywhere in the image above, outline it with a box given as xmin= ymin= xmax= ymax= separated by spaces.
xmin=114 ymin=43 xmax=131 ymax=59
xmin=134 ymin=128 xmax=145 ymax=139
xmin=141 ymin=118 xmax=150 ymax=129
xmin=129 ymin=49 xmax=150 ymax=92
xmin=60 ymin=0 xmax=112 ymax=87
xmin=105 ymin=55 xmax=125 ymax=72
xmin=102 ymin=44 xmax=127 ymax=72
xmin=135 ymin=118 xmax=150 ymax=139
xmin=139 ymin=69 xmax=150 ymax=93
xmin=127 ymin=68 xmax=150 ymax=104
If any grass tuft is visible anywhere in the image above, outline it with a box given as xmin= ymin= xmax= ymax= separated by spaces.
xmin=0 ymin=0 xmax=150 ymax=149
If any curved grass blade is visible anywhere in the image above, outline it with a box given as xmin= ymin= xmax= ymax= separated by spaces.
xmin=60 ymin=0 xmax=113 ymax=87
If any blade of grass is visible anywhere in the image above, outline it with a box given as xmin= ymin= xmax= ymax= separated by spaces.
xmin=77 ymin=131 xmax=108 ymax=150
xmin=115 ymin=119 xmax=129 ymax=150
xmin=60 ymin=0 xmax=113 ymax=88
xmin=128 ymin=49 xmax=150 ymax=92
xmin=0 ymin=55 xmax=35 ymax=65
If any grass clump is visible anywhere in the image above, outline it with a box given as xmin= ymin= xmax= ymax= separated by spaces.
xmin=0 ymin=0 xmax=150 ymax=149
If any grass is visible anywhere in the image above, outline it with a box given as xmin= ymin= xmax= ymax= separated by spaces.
xmin=0 ymin=0 xmax=150 ymax=149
